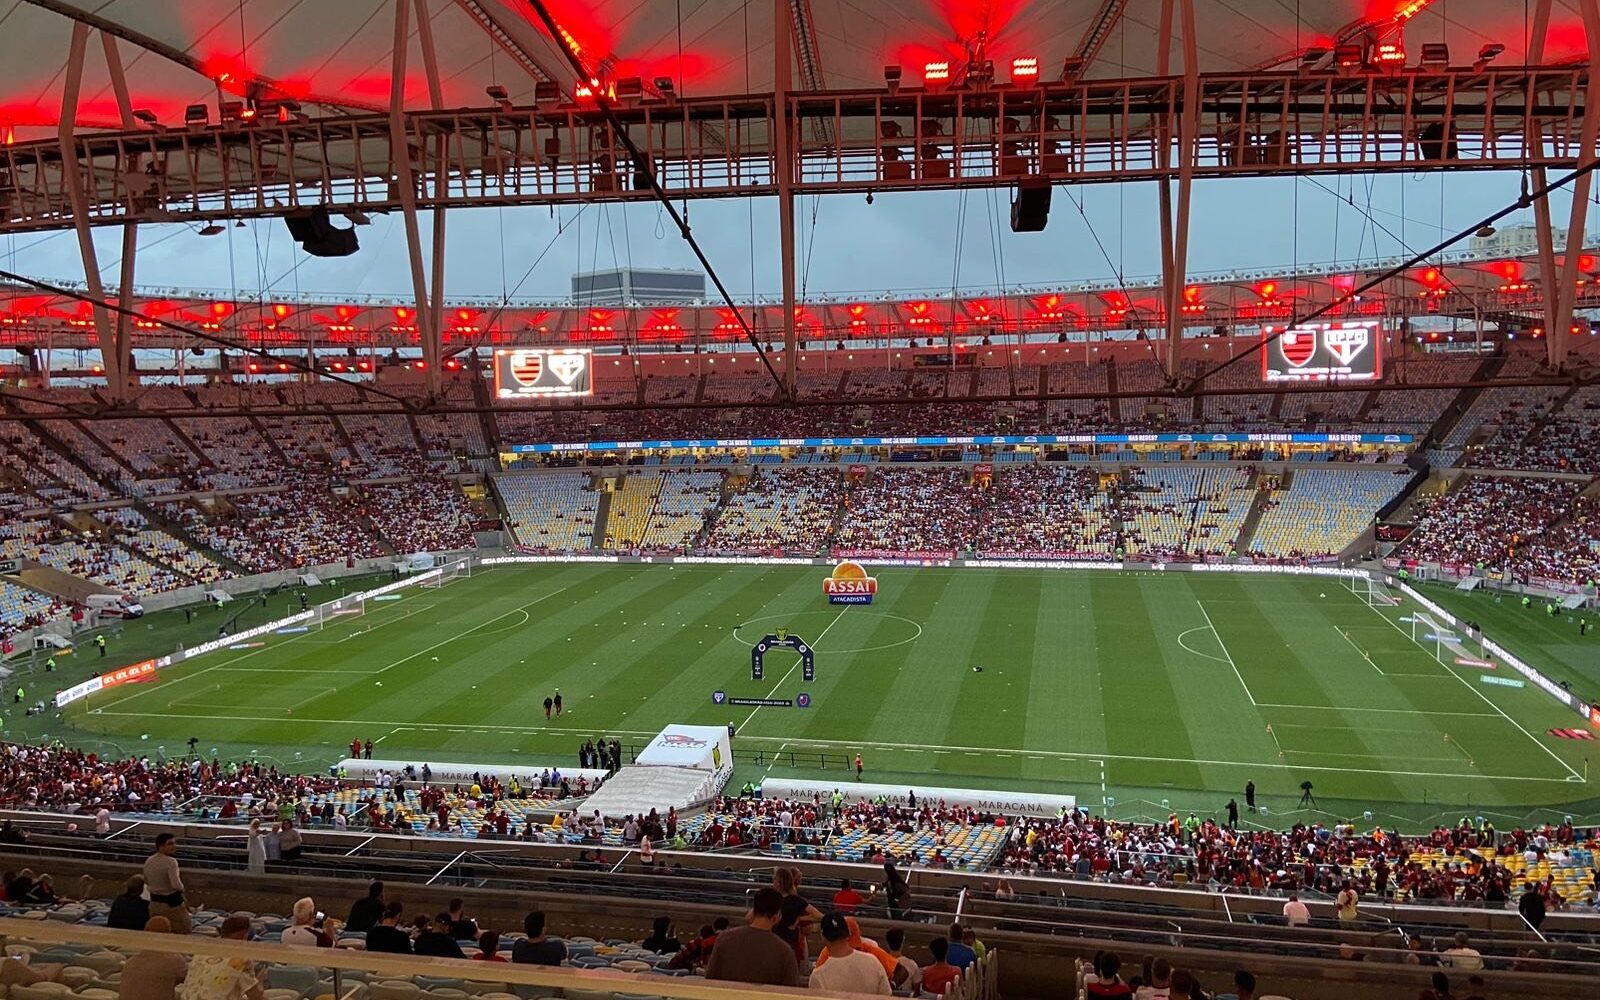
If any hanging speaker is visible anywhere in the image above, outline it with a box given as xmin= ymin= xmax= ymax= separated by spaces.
xmin=1419 ymin=122 xmax=1458 ymax=162
xmin=284 ymin=207 xmax=360 ymax=257
xmin=1010 ymin=177 xmax=1052 ymax=232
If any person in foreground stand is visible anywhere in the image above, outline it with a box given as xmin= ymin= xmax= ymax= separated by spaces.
xmin=345 ymin=881 xmax=385 ymax=933
xmin=119 ymin=916 xmax=187 ymax=1000
xmin=280 ymin=897 xmax=335 ymax=948
xmin=919 ymin=937 xmax=961 ymax=997
xmin=107 ymin=875 xmax=150 ymax=931
xmin=364 ymin=902 xmax=411 ymax=954
xmin=511 ymin=910 xmax=566 ymax=965
xmin=807 ymin=912 xmax=890 ymax=995
xmin=413 ymin=914 xmax=467 ymax=958
xmin=179 ymin=914 xmax=264 ymax=1000
xmin=705 ymin=887 xmax=801 ymax=986
xmin=144 ymin=833 xmax=192 ymax=934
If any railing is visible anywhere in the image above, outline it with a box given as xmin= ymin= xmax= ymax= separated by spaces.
xmin=0 ymin=917 xmax=869 ymax=1000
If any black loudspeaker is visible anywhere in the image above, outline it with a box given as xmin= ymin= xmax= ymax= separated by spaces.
xmin=1419 ymin=122 xmax=1458 ymax=162
xmin=1010 ymin=177 xmax=1052 ymax=232
xmin=284 ymin=208 xmax=360 ymax=257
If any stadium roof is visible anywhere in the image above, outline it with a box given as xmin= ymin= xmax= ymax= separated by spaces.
xmin=0 ymin=1 xmax=1582 ymax=141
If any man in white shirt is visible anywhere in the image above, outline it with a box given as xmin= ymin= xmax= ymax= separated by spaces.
xmin=884 ymin=928 xmax=921 ymax=993
xmin=281 ymin=897 xmax=324 ymax=947
xmin=808 ymin=913 xmax=890 ymax=995
xmin=1440 ymin=932 xmax=1484 ymax=970
xmin=1282 ymin=893 xmax=1310 ymax=927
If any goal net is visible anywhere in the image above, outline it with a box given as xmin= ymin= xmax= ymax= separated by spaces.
xmin=313 ymin=593 xmax=366 ymax=630
xmin=1408 ymin=611 xmax=1486 ymax=669
xmin=421 ymin=558 xmax=471 ymax=589
xmin=1344 ymin=573 xmax=1401 ymax=607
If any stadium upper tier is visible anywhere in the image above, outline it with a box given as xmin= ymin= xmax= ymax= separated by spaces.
xmin=0 ymin=345 xmax=1597 ymax=633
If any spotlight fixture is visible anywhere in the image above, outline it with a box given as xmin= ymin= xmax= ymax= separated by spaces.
xmin=197 ymin=223 xmax=225 ymax=237
xmin=883 ymin=65 xmax=903 ymax=94
xmin=1420 ymin=43 xmax=1449 ymax=67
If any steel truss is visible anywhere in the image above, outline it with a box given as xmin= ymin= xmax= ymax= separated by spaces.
xmin=0 ymin=67 xmax=1592 ymax=233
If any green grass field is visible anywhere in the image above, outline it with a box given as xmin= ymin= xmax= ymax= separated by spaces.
xmin=11 ymin=564 xmax=1599 ymax=831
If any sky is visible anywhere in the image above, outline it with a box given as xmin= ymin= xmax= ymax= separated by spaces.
xmin=0 ymin=167 xmax=1591 ymax=306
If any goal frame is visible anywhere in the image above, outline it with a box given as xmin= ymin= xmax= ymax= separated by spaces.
xmin=1344 ymin=572 xmax=1401 ymax=607
xmin=421 ymin=557 xmax=472 ymax=589
xmin=313 ymin=593 xmax=366 ymax=630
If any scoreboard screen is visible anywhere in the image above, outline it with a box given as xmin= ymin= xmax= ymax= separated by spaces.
xmin=1261 ymin=321 xmax=1383 ymax=383
xmin=493 ymin=348 xmax=594 ymax=399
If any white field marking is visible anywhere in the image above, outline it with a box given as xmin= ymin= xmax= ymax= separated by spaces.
xmin=1279 ymin=748 xmax=1467 ymax=765
xmin=1269 ymin=722 xmax=1456 ymax=738
xmin=88 ymin=594 xmax=431 ymax=712
xmin=1265 ymin=724 xmax=1286 ymax=757
xmin=1440 ymin=731 xmax=1478 ymax=769
xmin=1361 ymin=594 xmax=1584 ymax=782
xmin=1255 ymin=704 xmax=1498 ymax=717
xmin=373 ymin=727 xmax=411 ymax=745
xmin=371 ymin=586 xmax=570 ymax=677
xmin=283 ymin=688 xmax=340 ymax=714
xmin=299 ymin=602 xmax=439 ymax=644
xmin=732 ymin=611 xmax=923 ymax=655
xmin=1175 ymin=626 xmax=1230 ymax=664
xmin=1194 ymin=600 xmax=1258 ymax=706
xmin=757 ymin=734 xmax=1568 ymax=784
xmin=738 ymin=606 xmax=847 ymax=731
xmin=91 ymin=708 xmax=1577 ymax=784
xmin=763 ymin=742 xmax=790 ymax=777
xmin=1331 ymin=625 xmax=1453 ymax=678
xmin=209 ymin=668 xmax=373 ymax=675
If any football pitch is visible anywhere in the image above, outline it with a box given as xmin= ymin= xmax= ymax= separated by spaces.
xmin=20 ymin=564 xmax=1600 ymax=831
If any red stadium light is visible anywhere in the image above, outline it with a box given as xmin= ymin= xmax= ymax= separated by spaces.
xmin=1256 ymin=280 xmax=1278 ymax=300
xmin=394 ymin=306 xmax=412 ymax=322
xmin=357 ymin=359 xmax=372 ymax=372
xmin=1181 ymin=285 xmax=1206 ymax=315
xmin=209 ymin=302 xmax=233 ymax=318
xmin=335 ymin=305 xmax=359 ymax=322
xmin=271 ymin=303 xmax=292 ymax=320
xmin=413 ymin=360 xmax=426 ymax=370
xmin=1581 ymin=255 xmax=1598 ymax=273
xmin=923 ymin=61 xmax=951 ymax=88
xmin=276 ymin=362 xmax=289 ymax=372
xmin=247 ymin=362 xmax=261 ymax=373
xmin=1373 ymin=42 xmax=1406 ymax=65
xmin=1010 ymin=56 xmax=1039 ymax=84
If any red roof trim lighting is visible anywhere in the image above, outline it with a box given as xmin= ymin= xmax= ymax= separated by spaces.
xmin=1394 ymin=0 xmax=1433 ymax=22
xmin=1010 ymin=56 xmax=1039 ymax=83
xmin=924 ymin=61 xmax=951 ymax=87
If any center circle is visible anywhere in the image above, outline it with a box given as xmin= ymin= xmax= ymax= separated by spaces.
xmin=732 ymin=610 xmax=923 ymax=655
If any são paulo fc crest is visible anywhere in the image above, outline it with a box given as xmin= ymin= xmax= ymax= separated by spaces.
xmin=1322 ymin=325 xmax=1370 ymax=366
xmin=824 ymin=561 xmax=877 ymax=605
